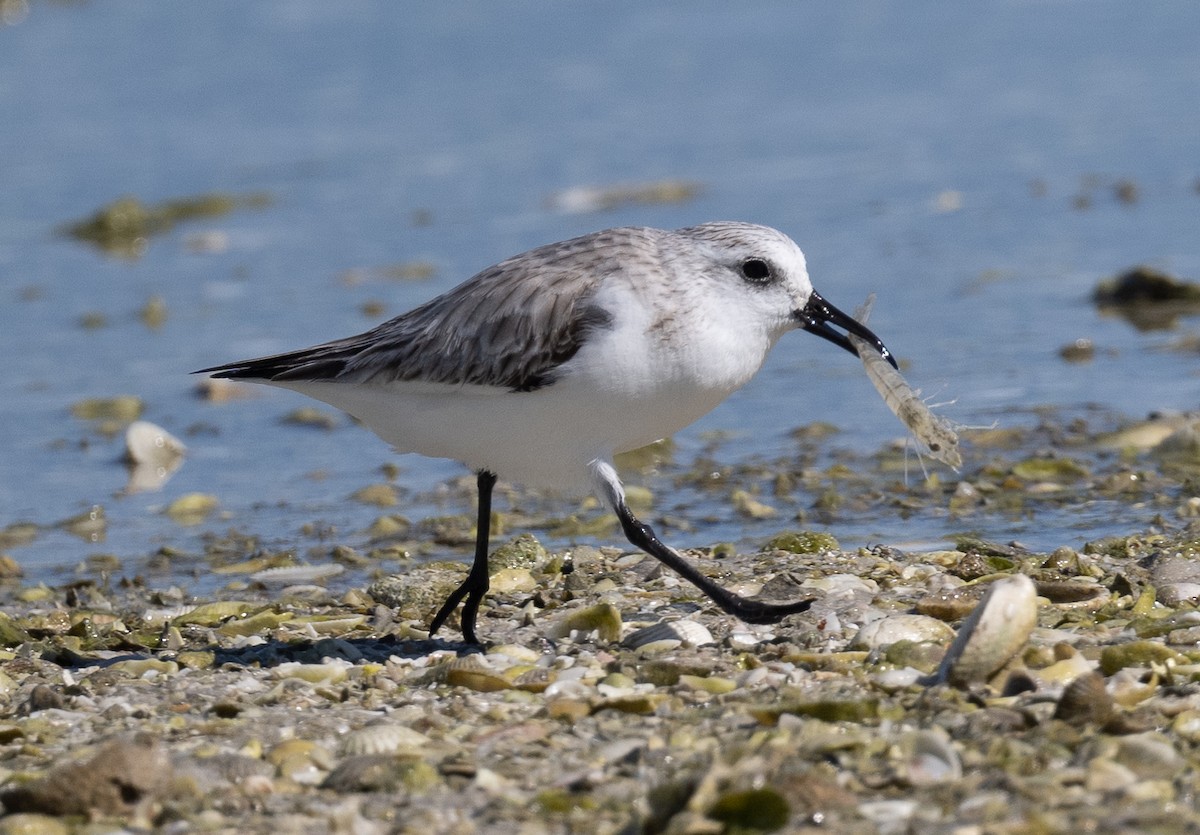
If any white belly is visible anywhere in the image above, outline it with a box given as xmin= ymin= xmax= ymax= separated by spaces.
xmin=277 ymin=373 xmax=738 ymax=493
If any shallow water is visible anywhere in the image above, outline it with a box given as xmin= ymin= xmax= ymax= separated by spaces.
xmin=1 ymin=1 xmax=1198 ymax=587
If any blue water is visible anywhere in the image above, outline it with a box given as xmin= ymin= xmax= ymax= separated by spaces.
xmin=1 ymin=2 xmax=1198 ymax=586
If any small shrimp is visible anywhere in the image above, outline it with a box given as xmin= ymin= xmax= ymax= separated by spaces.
xmin=850 ymin=295 xmax=962 ymax=470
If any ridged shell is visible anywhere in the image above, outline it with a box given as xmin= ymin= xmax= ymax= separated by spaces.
xmin=439 ymin=656 xmax=512 ymax=693
xmin=250 ymin=564 xmax=345 ymax=585
xmin=340 ymin=723 xmax=430 ymax=756
xmin=511 ymin=667 xmax=556 ymax=693
xmin=623 ymin=619 xmax=715 ymax=650
xmin=1053 ymin=671 xmax=1113 ymax=726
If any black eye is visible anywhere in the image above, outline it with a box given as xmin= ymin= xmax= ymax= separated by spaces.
xmin=741 ymin=258 xmax=772 ymax=283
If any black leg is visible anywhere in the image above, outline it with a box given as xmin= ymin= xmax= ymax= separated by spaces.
xmin=428 ymin=470 xmax=497 ymax=643
xmin=614 ymin=499 xmax=813 ymax=624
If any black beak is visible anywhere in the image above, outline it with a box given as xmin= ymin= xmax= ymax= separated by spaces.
xmin=797 ymin=290 xmax=898 ymax=369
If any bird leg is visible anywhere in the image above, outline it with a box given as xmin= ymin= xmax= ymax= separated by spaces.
xmin=589 ymin=459 xmax=812 ymax=624
xmin=613 ymin=498 xmax=814 ymax=624
xmin=428 ymin=469 xmax=497 ymax=643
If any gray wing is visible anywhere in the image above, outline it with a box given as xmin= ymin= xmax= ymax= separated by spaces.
xmin=196 ymin=228 xmax=651 ymax=392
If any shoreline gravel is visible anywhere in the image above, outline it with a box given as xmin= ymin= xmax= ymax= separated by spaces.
xmin=1 ymin=522 xmax=1200 ymax=833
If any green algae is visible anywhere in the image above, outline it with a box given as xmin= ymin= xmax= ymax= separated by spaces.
xmin=62 ymin=191 xmax=271 ymax=258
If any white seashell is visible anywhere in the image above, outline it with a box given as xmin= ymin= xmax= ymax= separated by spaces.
xmin=622 ymin=619 xmax=714 ymax=651
xmin=1158 ymin=582 xmax=1200 ymax=606
xmin=872 ymin=667 xmax=925 ymax=691
xmin=927 ymin=574 xmax=1038 ymax=687
xmin=340 ymin=722 xmax=430 ymax=756
xmin=543 ymin=678 xmax=593 ymax=700
xmin=727 ymin=630 xmax=765 ymax=650
xmin=250 ymin=564 xmax=345 ymax=585
xmin=899 ymin=728 xmax=962 ymax=786
xmin=851 ymin=614 xmax=955 ymax=649
xmin=124 ymin=420 xmax=187 ymax=492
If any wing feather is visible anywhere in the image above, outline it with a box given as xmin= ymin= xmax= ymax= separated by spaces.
xmin=195 ymin=228 xmax=652 ymax=391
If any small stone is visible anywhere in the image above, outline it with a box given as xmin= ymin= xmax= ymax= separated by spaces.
xmin=70 ymin=395 xmax=143 ymax=422
xmin=139 ymin=293 xmax=169 ymax=328
xmin=489 ymin=567 xmax=537 ymax=593
xmin=0 ymin=733 xmax=170 ymax=818
xmin=545 ymin=699 xmax=591 ymax=722
xmin=764 ymin=530 xmax=839 ymax=554
xmin=1113 ymin=734 xmax=1184 ymax=781
xmin=350 ymin=483 xmax=399 ymax=507
xmin=731 ymin=489 xmax=776 ymax=519
xmin=1099 ymin=640 xmax=1186 ymax=675
xmin=0 ymin=815 xmax=70 ymax=835
xmin=20 ymin=685 xmax=64 ymax=714
xmin=708 ymin=787 xmax=790 ymax=831
xmin=1058 ymin=338 xmax=1095 ymax=363
xmin=489 ymin=533 xmax=549 ymax=571
xmin=282 ymin=407 xmax=338 ymax=430
xmin=165 ymin=493 xmax=219 ymax=525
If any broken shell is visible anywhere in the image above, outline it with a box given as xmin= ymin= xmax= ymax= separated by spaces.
xmin=547 ymin=603 xmax=622 ymax=643
xmin=510 ymin=666 xmax=556 ymax=693
xmin=249 ymin=564 xmax=345 ymax=585
xmin=899 ymin=728 xmax=963 ymax=786
xmin=1034 ymin=579 xmax=1109 ymax=610
xmin=1100 ymin=640 xmax=1186 ymax=675
xmin=927 ymin=574 xmax=1038 ymax=687
xmin=173 ymin=600 xmax=262 ymax=626
xmin=107 ymin=659 xmax=179 ymax=678
xmin=273 ymin=661 xmax=350 ymax=684
xmin=124 ymin=420 xmax=187 ymax=492
xmin=441 ymin=656 xmax=512 ymax=693
xmin=622 ymin=619 xmax=714 ymax=651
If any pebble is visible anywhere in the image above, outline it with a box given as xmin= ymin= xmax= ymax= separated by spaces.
xmin=2 ymin=509 xmax=1200 ymax=831
xmin=0 ymin=734 xmax=170 ymax=819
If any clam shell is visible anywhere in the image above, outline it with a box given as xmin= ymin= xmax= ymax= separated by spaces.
xmin=124 ymin=420 xmax=186 ymax=492
xmin=928 ymin=574 xmax=1038 ymax=687
xmin=1034 ymin=580 xmax=1108 ymax=610
xmin=250 ymin=564 xmax=345 ymax=585
xmin=340 ymin=723 xmax=430 ymax=757
xmin=438 ymin=656 xmax=512 ymax=693
xmin=899 ymin=728 xmax=962 ymax=786
xmin=1053 ymin=671 xmax=1113 ymax=726
xmin=622 ymin=619 xmax=714 ymax=650
xmin=851 ymin=614 xmax=955 ymax=649
xmin=511 ymin=666 xmax=556 ymax=693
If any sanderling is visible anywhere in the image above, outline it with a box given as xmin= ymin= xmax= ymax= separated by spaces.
xmin=198 ymin=221 xmax=896 ymax=643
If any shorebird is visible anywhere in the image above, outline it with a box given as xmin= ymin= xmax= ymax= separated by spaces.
xmin=199 ymin=222 xmax=896 ymax=642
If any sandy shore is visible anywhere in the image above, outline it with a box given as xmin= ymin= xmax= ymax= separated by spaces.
xmin=0 ymin=515 xmax=1199 ymax=833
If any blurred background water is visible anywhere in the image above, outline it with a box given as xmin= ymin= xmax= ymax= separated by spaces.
xmin=1 ymin=1 xmax=1197 ymax=587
